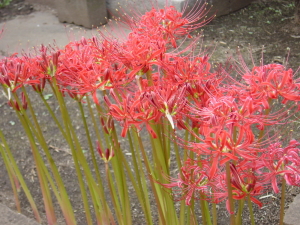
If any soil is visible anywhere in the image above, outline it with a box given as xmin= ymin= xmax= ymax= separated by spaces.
xmin=0 ymin=0 xmax=300 ymax=225
xmin=0 ymin=0 xmax=34 ymax=23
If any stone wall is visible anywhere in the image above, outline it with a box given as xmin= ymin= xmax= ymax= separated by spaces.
xmin=106 ymin=0 xmax=254 ymax=18
xmin=54 ymin=0 xmax=107 ymax=28
xmin=201 ymin=0 xmax=254 ymax=16
xmin=25 ymin=0 xmax=55 ymax=8
xmin=25 ymin=0 xmax=254 ymax=28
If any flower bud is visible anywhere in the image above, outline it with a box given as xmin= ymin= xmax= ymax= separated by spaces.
xmin=96 ymin=141 xmax=114 ymax=163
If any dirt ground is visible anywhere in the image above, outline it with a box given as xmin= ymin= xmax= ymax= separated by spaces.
xmin=0 ymin=0 xmax=34 ymax=22
xmin=0 ymin=0 xmax=300 ymax=225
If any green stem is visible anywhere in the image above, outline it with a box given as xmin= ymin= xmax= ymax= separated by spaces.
xmin=38 ymin=92 xmax=67 ymax=140
xmin=149 ymin=122 xmax=168 ymax=175
xmin=188 ymin=151 xmax=198 ymax=225
xmin=20 ymin=88 xmax=76 ymax=224
xmin=148 ymin=121 xmax=178 ymax=224
xmin=146 ymin=70 xmax=154 ymax=86
xmin=172 ymin=131 xmax=182 ymax=173
xmin=66 ymin=112 xmax=110 ymax=225
xmin=235 ymin=199 xmax=245 ymax=224
xmin=86 ymin=96 xmax=104 ymax=149
xmin=10 ymin=92 xmax=57 ymax=224
xmin=0 ymin=141 xmax=21 ymax=212
xmin=163 ymin=120 xmax=171 ymax=169
xmin=279 ymin=178 xmax=286 ymax=225
xmin=95 ymin=103 xmax=110 ymax=146
xmin=247 ymin=195 xmax=255 ymax=225
xmin=179 ymin=201 xmax=186 ymax=225
xmin=19 ymin=116 xmax=77 ymax=224
xmin=212 ymin=202 xmax=217 ymax=225
xmin=19 ymin=114 xmax=57 ymax=224
xmin=199 ymin=198 xmax=207 ymax=225
xmin=225 ymin=161 xmax=235 ymax=225
xmin=203 ymin=199 xmax=212 ymax=225
xmin=86 ymin=96 xmax=112 ymax=223
xmin=0 ymin=131 xmax=41 ymax=222
xmin=131 ymin=128 xmax=166 ymax=225
xmin=77 ymin=101 xmax=102 ymax=185
xmin=50 ymin=79 xmax=92 ymax=225
xmin=110 ymin=126 xmax=132 ymax=225
xmin=127 ymin=130 xmax=153 ymax=225
xmin=172 ymin=132 xmax=187 ymax=225
xmin=105 ymin=163 xmax=123 ymax=223
xmin=258 ymin=98 xmax=272 ymax=141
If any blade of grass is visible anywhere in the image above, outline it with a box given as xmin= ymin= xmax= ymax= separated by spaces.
xmin=0 ymin=141 xmax=21 ymax=212
xmin=0 ymin=131 xmax=41 ymax=222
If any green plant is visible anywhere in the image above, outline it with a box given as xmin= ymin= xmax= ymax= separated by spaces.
xmin=0 ymin=0 xmax=12 ymax=8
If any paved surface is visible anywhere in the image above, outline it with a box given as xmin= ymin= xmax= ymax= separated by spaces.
xmin=0 ymin=203 xmax=40 ymax=225
xmin=0 ymin=11 xmax=88 ymax=55
xmin=284 ymin=194 xmax=300 ymax=225
xmin=0 ymin=10 xmax=129 ymax=56
xmin=0 ymin=4 xmax=299 ymax=225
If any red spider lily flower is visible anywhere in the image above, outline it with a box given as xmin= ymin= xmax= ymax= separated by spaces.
xmin=54 ymin=41 xmax=117 ymax=98
xmin=186 ymin=95 xmax=264 ymax=177
xmin=107 ymin=31 xmax=166 ymax=73
xmin=20 ymin=91 xmax=27 ymax=110
xmin=188 ymin=96 xmax=237 ymax=128
xmin=230 ymin=163 xmax=264 ymax=208
xmin=221 ymin=125 xmax=259 ymax=160
xmin=56 ymin=38 xmax=145 ymax=98
xmin=104 ymin=94 xmax=136 ymax=137
xmin=188 ymin=129 xmax=239 ymax=178
xmin=7 ymin=92 xmax=27 ymax=112
xmin=259 ymin=140 xmax=300 ymax=193
xmin=281 ymin=140 xmax=300 ymax=186
xmin=130 ymin=2 xmax=214 ymax=47
xmin=161 ymin=55 xmax=216 ymax=85
xmin=32 ymin=77 xmax=46 ymax=93
xmin=100 ymin=116 xmax=114 ymax=135
xmin=142 ymin=84 xmax=187 ymax=128
xmin=211 ymin=163 xmax=264 ymax=214
xmin=160 ymin=158 xmax=217 ymax=205
xmin=241 ymin=64 xmax=300 ymax=104
xmin=0 ymin=56 xmax=45 ymax=92
xmin=38 ymin=44 xmax=50 ymax=71
xmin=104 ymin=89 xmax=159 ymax=138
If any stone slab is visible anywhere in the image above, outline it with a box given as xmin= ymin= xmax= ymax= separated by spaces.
xmin=55 ymin=0 xmax=107 ymax=29
xmin=25 ymin=0 xmax=55 ymax=8
xmin=0 ymin=203 xmax=40 ymax=225
xmin=284 ymin=194 xmax=300 ymax=225
xmin=107 ymin=0 xmax=255 ymax=18
xmin=27 ymin=0 xmax=254 ymax=28
xmin=206 ymin=0 xmax=254 ymax=17
xmin=0 ymin=11 xmax=130 ymax=56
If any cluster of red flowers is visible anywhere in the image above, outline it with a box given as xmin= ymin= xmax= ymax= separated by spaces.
xmin=0 ymin=2 xmax=299 ymax=211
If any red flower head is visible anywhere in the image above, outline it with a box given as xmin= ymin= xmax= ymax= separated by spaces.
xmin=230 ymin=163 xmax=264 ymax=208
xmin=260 ymin=140 xmax=300 ymax=193
xmin=160 ymin=158 xmax=217 ymax=205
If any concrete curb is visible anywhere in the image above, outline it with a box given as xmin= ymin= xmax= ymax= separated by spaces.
xmin=0 ymin=203 xmax=40 ymax=225
xmin=284 ymin=194 xmax=300 ymax=225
